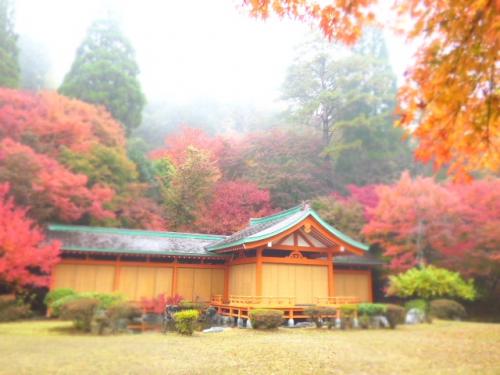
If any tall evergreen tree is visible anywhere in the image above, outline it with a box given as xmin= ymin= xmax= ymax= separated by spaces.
xmin=282 ymin=29 xmax=415 ymax=190
xmin=59 ymin=18 xmax=145 ymax=134
xmin=0 ymin=0 xmax=19 ymax=88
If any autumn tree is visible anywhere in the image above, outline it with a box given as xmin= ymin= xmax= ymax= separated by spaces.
xmin=59 ymin=18 xmax=145 ymax=134
xmin=364 ymin=172 xmax=461 ymax=271
xmin=311 ymin=195 xmax=366 ymax=241
xmin=195 ymin=181 xmax=273 ymax=234
xmin=163 ymin=147 xmax=221 ymax=230
xmin=243 ymin=0 xmax=499 ymax=178
xmin=364 ymin=172 xmax=500 ymax=299
xmin=0 ymin=138 xmax=115 ymax=222
xmin=0 ymin=88 xmax=165 ymax=229
xmin=0 ymin=183 xmax=60 ymax=290
xmin=0 ymin=0 xmax=19 ymax=88
xmin=220 ymin=129 xmax=333 ymax=208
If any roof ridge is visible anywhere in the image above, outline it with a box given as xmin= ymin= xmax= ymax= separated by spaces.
xmin=249 ymin=203 xmax=306 ymax=225
xmin=47 ymin=224 xmax=227 ymax=241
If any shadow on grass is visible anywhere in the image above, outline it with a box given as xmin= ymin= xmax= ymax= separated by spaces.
xmin=47 ymin=324 xmax=89 ymax=336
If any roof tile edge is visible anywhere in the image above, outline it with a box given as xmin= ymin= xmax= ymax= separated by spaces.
xmin=47 ymin=224 xmax=227 ymax=241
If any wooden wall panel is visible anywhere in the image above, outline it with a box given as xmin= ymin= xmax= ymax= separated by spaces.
xmin=93 ymin=266 xmax=115 ymax=293
xmin=334 ymin=271 xmax=371 ymax=302
xmin=177 ymin=268 xmax=225 ymax=302
xmin=53 ymin=264 xmax=76 ymax=289
xmin=53 ymin=262 xmax=224 ymax=302
xmin=118 ymin=266 xmax=139 ymax=299
xmin=262 ymin=264 xmax=328 ymax=304
xmin=229 ymin=263 xmax=256 ymax=296
xmin=154 ymin=268 xmax=173 ymax=296
xmin=53 ymin=264 xmax=115 ymax=293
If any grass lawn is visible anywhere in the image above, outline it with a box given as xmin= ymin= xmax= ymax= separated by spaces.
xmin=0 ymin=320 xmax=499 ymax=375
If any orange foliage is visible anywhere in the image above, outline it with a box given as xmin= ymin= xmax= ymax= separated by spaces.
xmin=242 ymin=0 xmax=500 ymax=178
xmin=0 ymin=88 xmax=126 ymax=158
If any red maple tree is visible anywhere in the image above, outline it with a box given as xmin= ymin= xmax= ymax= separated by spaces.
xmin=0 ymin=183 xmax=60 ymax=289
xmin=195 ymin=180 xmax=273 ymax=234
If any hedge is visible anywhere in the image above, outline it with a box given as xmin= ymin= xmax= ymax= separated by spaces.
xmin=249 ymin=309 xmax=284 ymax=329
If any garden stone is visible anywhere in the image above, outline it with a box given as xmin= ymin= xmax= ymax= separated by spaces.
xmin=294 ymin=322 xmax=314 ymax=328
xmin=203 ymin=327 xmax=224 ymax=333
xmin=406 ymin=308 xmax=425 ymax=324
xmin=373 ymin=315 xmax=389 ymax=328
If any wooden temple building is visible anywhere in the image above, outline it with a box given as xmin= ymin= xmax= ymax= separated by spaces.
xmin=47 ymin=204 xmax=382 ymax=321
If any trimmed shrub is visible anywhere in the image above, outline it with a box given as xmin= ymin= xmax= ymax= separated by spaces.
xmin=51 ymin=292 xmax=124 ymax=317
xmin=340 ymin=304 xmax=358 ymax=318
xmin=173 ymin=309 xmax=200 ymax=335
xmin=340 ymin=304 xmax=358 ymax=329
xmin=107 ymin=302 xmax=143 ymax=333
xmin=304 ymin=306 xmax=336 ymax=328
xmin=44 ymin=288 xmax=77 ymax=308
xmin=92 ymin=301 xmax=143 ymax=335
xmin=404 ymin=299 xmax=428 ymax=313
xmin=0 ymin=295 xmax=32 ymax=322
xmin=385 ymin=304 xmax=405 ymax=329
xmin=358 ymin=314 xmax=371 ymax=329
xmin=430 ymin=299 xmax=466 ymax=320
xmin=358 ymin=303 xmax=387 ymax=317
xmin=179 ymin=301 xmax=207 ymax=311
xmin=249 ymin=309 xmax=284 ymax=329
xmin=60 ymin=297 xmax=100 ymax=332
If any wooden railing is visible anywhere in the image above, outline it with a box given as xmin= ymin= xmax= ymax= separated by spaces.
xmin=315 ymin=296 xmax=360 ymax=305
xmin=211 ymin=295 xmax=296 ymax=306
xmin=211 ymin=294 xmax=360 ymax=307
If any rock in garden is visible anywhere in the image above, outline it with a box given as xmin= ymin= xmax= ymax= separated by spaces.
xmin=406 ymin=308 xmax=425 ymax=324
xmin=203 ymin=327 xmax=225 ymax=333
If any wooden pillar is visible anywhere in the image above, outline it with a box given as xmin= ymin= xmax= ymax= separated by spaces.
xmin=327 ymin=252 xmax=335 ymax=298
xmin=171 ymin=258 xmax=178 ymax=296
xmin=223 ymin=265 xmax=230 ymax=302
xmin=113 ymin=256 xmax=121 ymax=292
xmin=256 ymin=248 xmax=263 ymax=296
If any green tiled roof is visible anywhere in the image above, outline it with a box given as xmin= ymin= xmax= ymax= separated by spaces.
xmin=47 ymin=204 xmax=370 ymax=258
xmin=207 ymin=204 xmax=369 ymax=252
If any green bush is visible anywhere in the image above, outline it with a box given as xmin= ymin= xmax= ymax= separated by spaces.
xmin=179 ymin=301 xmax=207 ymax=311
xmin=44 ymin=288 xmax=77 ymax=308
xmin=340 ymin=304 xmax=358 ymax=318
xmin=340 ymin=305 xmax=358 ymax=329
xmin=358 ymin=303 xmax=387 ymax=317
xmin=107 ymin=302 xmax=143 ymax=333
xmin=429 ymin=299 xmax=466 ymax=320
xmin=387 ymin=266 xmax=476 ymax=301
xmin=385 ymin=304 xmax=406 ymax=329
xmin=60 ymin=297 xmax=100 ymax=332
xmin=404 ymin=299 xmax=428 ymax=313
xmin=173 ymin=309 xmax=200 ymax=335
xmin=303 ymin=306 xmax=336 ymax=328
xmin=358 ymin=314 xmax=371 ymax=329
xmin=0 ymin=295 xmax=32 ymax=322
xmin=50 ymin=292 xmax=124 ymax=317
xmin=249 ymin=309 xmax=284 ymax=329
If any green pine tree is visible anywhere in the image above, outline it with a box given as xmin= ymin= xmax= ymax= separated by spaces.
xmin=0 ymin=0 xmax=20 ymax=88
xmin=59 ymin=18 xmax=145 ymax=134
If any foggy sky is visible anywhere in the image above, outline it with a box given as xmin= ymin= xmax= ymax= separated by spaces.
xmin=14 ymin=0 xmax=414 ymax=109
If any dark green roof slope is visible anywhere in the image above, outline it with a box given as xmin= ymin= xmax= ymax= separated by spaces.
xmin=46 ymin=224 xmax=227 ymax=257
xmin=208 ymin=204 xmax=369 ymax=252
